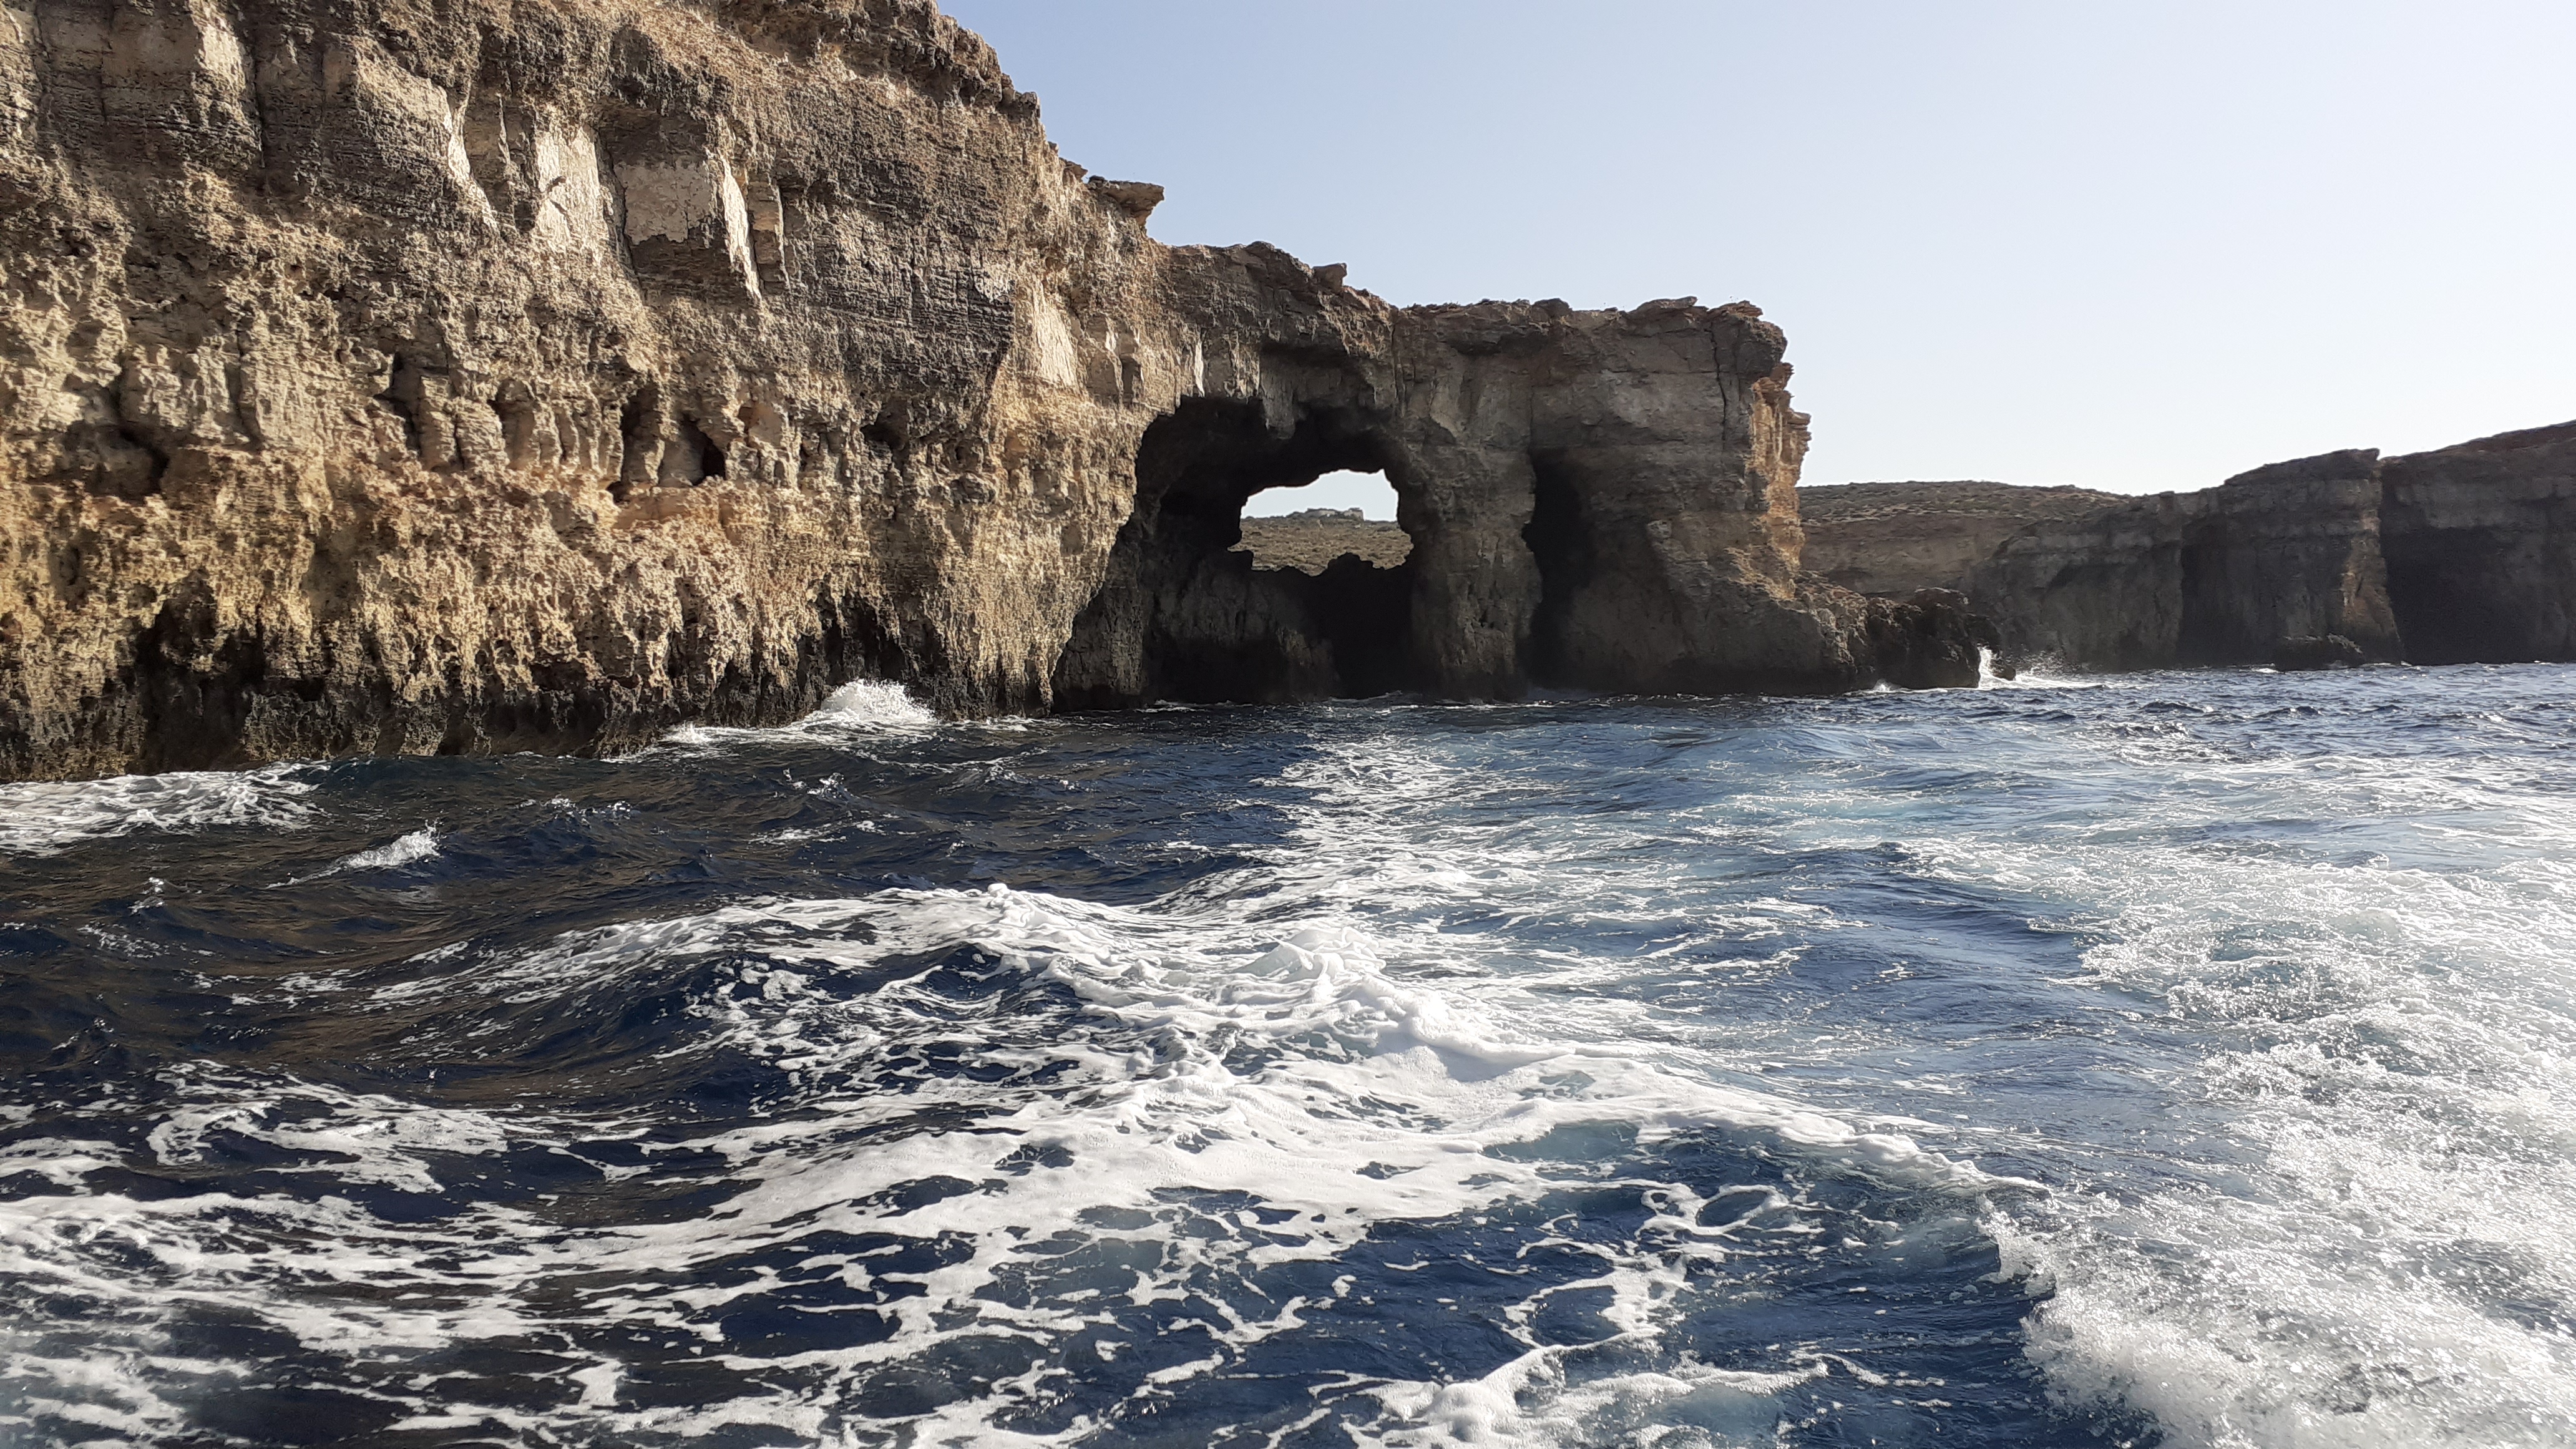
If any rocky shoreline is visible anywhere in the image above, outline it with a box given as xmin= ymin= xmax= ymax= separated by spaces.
xmin=1 ymin=1 xmax=2560 ymax=784
xmin=1800 ymin=422 xmax=2576 ymax=674
xmin=0 ymin=0 xmax=1994 ymax=783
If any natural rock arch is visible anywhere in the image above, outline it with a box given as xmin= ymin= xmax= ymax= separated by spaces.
xmin=0 ymin=3 xmax=1994 ymax=781
xmin=1053 ymin=394 xmax=1422 ymax=706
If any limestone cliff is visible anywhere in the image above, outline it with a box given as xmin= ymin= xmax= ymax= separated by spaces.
xmin=1960 ymin=450 xmax=2399 ymax=670
xmin=2381 ymin=421 xmax=2576 ymax=665
xmin=1807 ymin=428 xmax=2576 ymax=674
xmin=1798 ymin=481 xmax=2119 ymax=599
xmin=3 ymin=0 xmax=1139 ymax=779
xmin=0 ymin=0 xmax=1984 ymax=783
xmin=1044 ymin=282 xmax=1989 ymax=710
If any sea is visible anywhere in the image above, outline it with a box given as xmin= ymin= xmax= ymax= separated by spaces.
xmin=2 ymin=662 xmax=2570 ymax=1448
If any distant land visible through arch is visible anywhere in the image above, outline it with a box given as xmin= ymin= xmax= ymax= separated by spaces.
xmin=1244 ymin=470 xmax=1398 ymax=520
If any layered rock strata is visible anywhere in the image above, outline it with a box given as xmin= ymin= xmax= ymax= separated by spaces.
xmin=1964 ymin=449 xmax=2401 ymax=670
xmin=1045 ymin=284 xmax=1989 ymax=710
xmin=2380 ymin=422 xmax=2576 ymax=665
xmin=1805 ymin=426 xmax=2575 ymax=673
xmin=0 ymin=0 xmax=1986 ymax=781
xmin=1798 ymin=481 xmax=2119 ymax=598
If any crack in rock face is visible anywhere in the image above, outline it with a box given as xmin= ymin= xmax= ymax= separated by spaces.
xmin=0 ymin=0 xmax=1988 ymax=783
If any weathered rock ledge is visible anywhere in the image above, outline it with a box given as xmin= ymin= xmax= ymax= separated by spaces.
xmin=0 ymin=0 xmax=1988 ymax=782
xmin=1799 ymin=422 xmax=2576 ymax=671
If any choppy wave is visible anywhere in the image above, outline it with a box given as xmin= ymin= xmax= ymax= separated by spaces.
xmin=0 ymin=763 xmax=318 ymax=856
xmin=1979 ymin=648 xmax=2107 ymax=691
xmin=4 ymin=664 xmax=2572 ymax=1447
xmin=661 ymin=678 xmax=942 ymax=752
xmin=278 ymin=827 xmax=444 ymax=886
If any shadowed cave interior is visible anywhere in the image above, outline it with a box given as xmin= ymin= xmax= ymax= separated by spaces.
xmin=1053 ymin=398 xmax=1425 ymax=708
xmin=1520 ymin=451 xmax=1602 ymax=690
xmin=1053 ymin=394 xmax=1643 ymax=709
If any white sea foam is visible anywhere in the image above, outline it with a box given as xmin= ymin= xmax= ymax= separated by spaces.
xmin=1362 ymin=1352 xmax=1831 ymax=1447
xmin=280 ymin=827 xmax=441 ymax=884
xmin=10 ymin=670 xmax=2573 ymax=1445
xmin=0 ymin=862 xmax=2003 ymax=1445
xmin=1978 ymin=650 xmax=2107 ymax=690
xmin=334 ymin=826 xmax=441 ymax=872
xmin=660 ymin=678 xmax=940 ymax=751
xmin=0 ymin=763 xmax=318 ymax=856
xmin=1876 ymin=718 xmax=2576 ymax=1447
xmin=1254 ymin=690 xmax=2576 ymax=1447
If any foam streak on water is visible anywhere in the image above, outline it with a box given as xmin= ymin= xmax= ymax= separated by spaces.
xmin=2 ymin=666 xmax=2572 ymax=1447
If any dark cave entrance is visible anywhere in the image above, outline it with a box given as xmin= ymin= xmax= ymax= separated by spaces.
xmin=1520 ymin=451 xmax=1597 ymax=689
xmin=1053 ymin=398 xmax=1420 ymax=708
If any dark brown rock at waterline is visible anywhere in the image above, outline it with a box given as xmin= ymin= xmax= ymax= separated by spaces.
xmin=2273 ymin=635 xmax=2368 ymax=671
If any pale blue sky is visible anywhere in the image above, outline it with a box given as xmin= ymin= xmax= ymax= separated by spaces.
xmin=945 ymin=1 xmax=2574 ymax=505
xmin=1239 ymin=473 xmax=1396 ymax=518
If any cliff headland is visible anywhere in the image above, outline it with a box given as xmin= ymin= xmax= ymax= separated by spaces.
xmin=7 ymin=0 xmax=2558 ymax=784
xmin=0 ymin=0 xmax=1986 ymax=782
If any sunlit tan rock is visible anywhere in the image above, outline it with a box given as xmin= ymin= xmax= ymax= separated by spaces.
xmin=0 ymin=0 xmax=1985 ymax=781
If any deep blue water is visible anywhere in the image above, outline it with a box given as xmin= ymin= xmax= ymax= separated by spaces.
xmin=2 ymin=665 xmax=2572 ymax=1448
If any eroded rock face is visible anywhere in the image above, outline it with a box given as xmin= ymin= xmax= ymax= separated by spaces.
xmin=1960 ymin=490 xmax=2196 ymax=672
xmin=1970 ymin=449 xmax=2401 ymax=670
xmin=0 ymin=1 xmax=1979 ymax=781
xmin=2381 ymin=422 xmax=2576 ymax=665
xmin=1048 ymin=284 xmax=1993 ymax=707
xmin=1812 ymin=423 xmax=2576 ymax=675
xmin=2170 ymin=450 xmax=2401 ymax=667
xmin=4 ymin=0 xmax=1149 ymax=779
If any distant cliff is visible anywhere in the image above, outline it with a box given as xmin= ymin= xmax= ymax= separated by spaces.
xmin=1798 ymin=482 xmax=2119 ymax=598
xmin=1968 ymin=449 xmax=2402 ymax=670
xmin=2382 ymin=422 xmax=2576 ymax=665
xmin=0 ymin=0 xmax=1985 ymax=782
xmin=1235 ymin=510 xmax=1412 ymax=575
xmin=1800 ymin=426 xmax=2575 ymax=671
